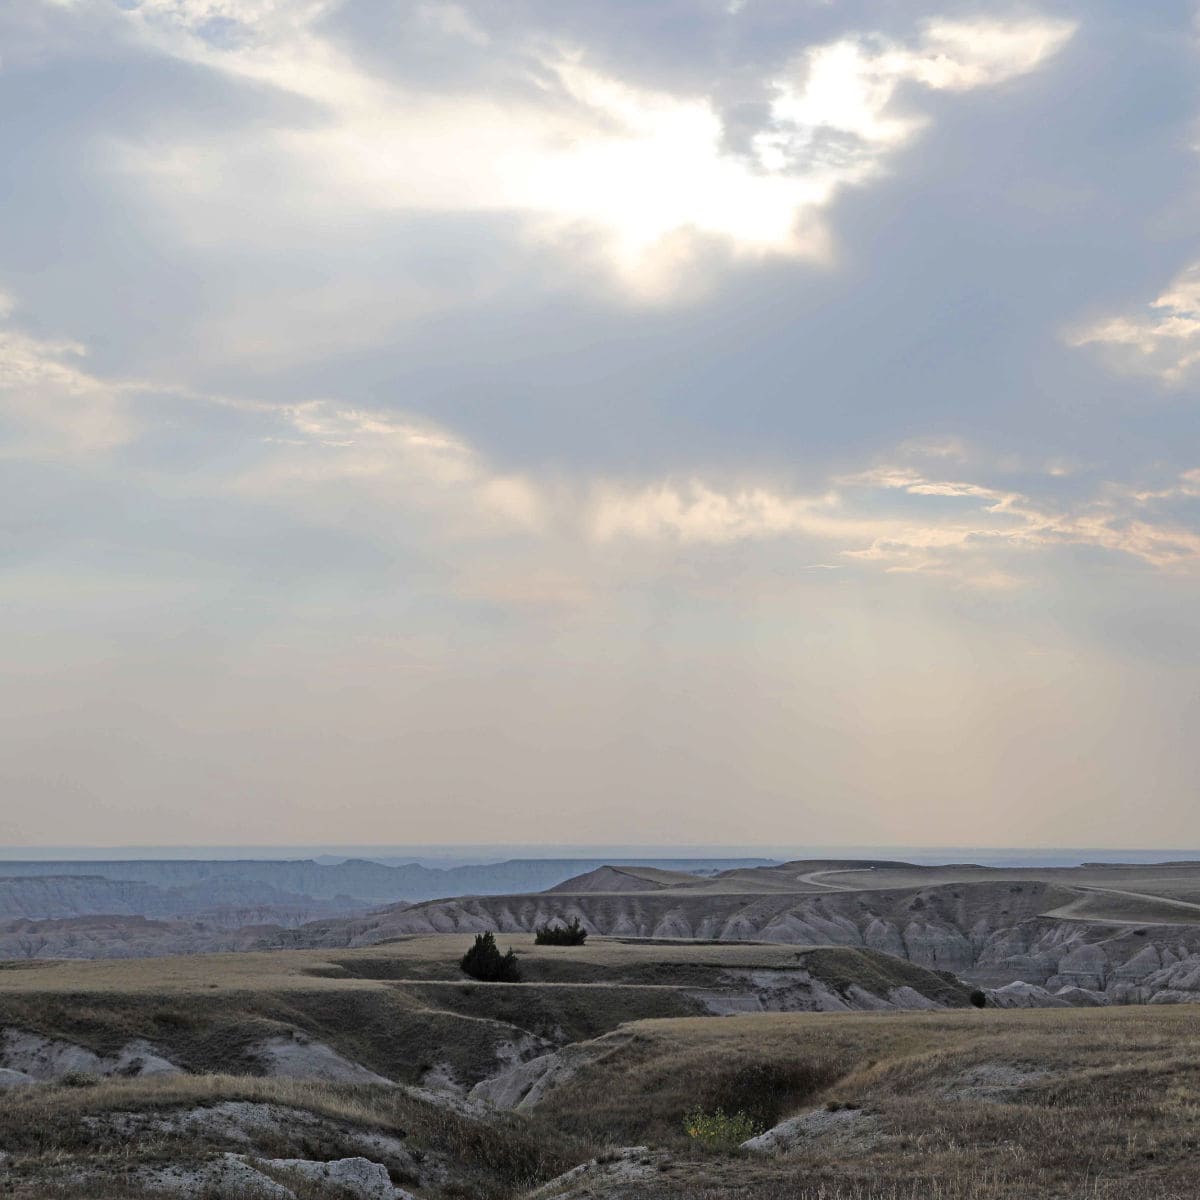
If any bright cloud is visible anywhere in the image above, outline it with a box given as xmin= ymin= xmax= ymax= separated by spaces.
xmin=588 ymin=460 xmax=1200 ymax=582
xmin=243 ymin=409 xmax=1200 ymax=584
xmin=756 ymin=18 xmax=1075 ymax=167
xmin=112 ymin=3 xmax=1075 ymax=293
xmin=1070 ymin=261 xmax=1200 ymax=383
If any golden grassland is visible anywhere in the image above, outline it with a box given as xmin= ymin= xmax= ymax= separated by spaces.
xmin=0 ymin=935 xmax=972 ymax=1007
xmin=0 ymin=935 xmax=929 ymax=993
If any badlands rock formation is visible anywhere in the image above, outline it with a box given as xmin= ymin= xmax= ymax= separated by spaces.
xmin=7 ymin=856 xmax=1200 ymax=1007
xmin=320 ymin=861 xmax=1200 ymax=1005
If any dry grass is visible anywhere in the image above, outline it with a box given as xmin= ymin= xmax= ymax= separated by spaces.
xmin=0 ymin=936 xmax=970 ymax=1089
xmin=533 ymin=1005 xmax=1200 ymax=1198
xmin=612 ymin=1170 xmax=1199 ymax=1200
xmin=0 ymin=935 xmax=716 ymax=1086
xmin=5 ymin=1004 xmax=1200 ymax=1196
xmin=0 ymin=982 xmax=528 ymax=1084
xmin=0 ymin=1074 xmax=585 ymax=1199
xmin=0 ymin=934 xmax=953 ymax=994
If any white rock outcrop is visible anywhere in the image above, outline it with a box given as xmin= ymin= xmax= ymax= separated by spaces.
xmin=262 ymin=1156 xmax=413 ymax=1199
xmin=1 ymin=1029 xmax=180 ymax=1081
xmin=742 ymin=1107 xmax=882 ymax=1154
xmin=139 ymin=1153 xmax=295 ymax=1198
xmin=254 ymin=1033 xmax=393 ymax=1084
xmin=986 ymin=981 xmax=1069 ymax=1008
xmin=526 ymin=1147 xmax=669 ymax=1199
xmin=469 ymin=1038 xmax=603 ymax=1110
xmin=137 ymin=1153 xmax=416 ymax=1199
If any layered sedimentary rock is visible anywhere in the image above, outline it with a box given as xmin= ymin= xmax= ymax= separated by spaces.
xmin=329 ymin=880 xmax=1200 ymax=1004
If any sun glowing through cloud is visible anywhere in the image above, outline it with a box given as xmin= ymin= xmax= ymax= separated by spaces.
xmin=113 ymin=5 xmax=1076 ymax=294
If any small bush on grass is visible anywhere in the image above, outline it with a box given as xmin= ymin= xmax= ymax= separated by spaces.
xmin=460 ymin=933 xmax=521 ymax=983
xmin=969 ymin=990 xmax=988 ymax=1008
xmin=683 ymin=1106 xmax=762 ymax=1148
xmin=534 ymin=917 xmax=588 ymax=946
xmin=694 ymin=1058 xmax=841 ymax=1130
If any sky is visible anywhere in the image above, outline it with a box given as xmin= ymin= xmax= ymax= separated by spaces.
xmin=2 ymin=0 xmax=1200 ymax=850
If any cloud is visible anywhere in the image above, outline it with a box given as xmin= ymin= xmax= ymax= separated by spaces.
xmin=5 ymin=269 xmax=1198 ymax=599
xmin=232 ymin=400 xmax=546 ymax=539
xmin=755 ymin=17 xmax=1075 ymax=166
xmin=8 ymin=0 xmax=1200 ymax=845
xmin=833 ymin=463 xmax=1200 ymax=573
xmin=231 ymin=405 xmax=1200 ymax=589
xmin=1069 ymin=261 xmax=1200 ymax=383
xmin=108 ymin=3 xmax=1075 ymax=295
xmin=5 ymin=274 xmax=1196 ymax=594
xmin=0 ymin=304 xmax=135 ymax=458
xmin=587 ymin=456 xmax=1200 ymax=583
xmin=590 ymin=480 xmax=837 ymax=544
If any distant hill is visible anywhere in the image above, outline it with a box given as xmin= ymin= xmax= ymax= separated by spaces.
xmin=545 ymin=865 xmax=698 ymax=893
xmin=0 ymin=874 xmax=358 ymax=924
xmin=0 ymin=856 xmax=774 ymax=909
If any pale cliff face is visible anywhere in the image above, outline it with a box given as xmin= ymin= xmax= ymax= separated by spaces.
xmin=334 ymin=873 xmax=1200 ymax=1003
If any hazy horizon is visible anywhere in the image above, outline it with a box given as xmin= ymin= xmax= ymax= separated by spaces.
xmin=4 ymin=844 xmax=1200 ymax=870
xmin=4 ymin=1 xmax=1200 ymax=848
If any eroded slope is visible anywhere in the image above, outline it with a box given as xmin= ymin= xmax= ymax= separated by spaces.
xmin=326 ymin=864 xmax=1200 ymax=1003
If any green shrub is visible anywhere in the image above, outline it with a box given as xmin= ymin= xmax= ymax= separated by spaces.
xmin=460 ymin=932 xmax=521 ymax=983
xmin=969 ymin=989 xmax=987 ymax=1008
xmin=682 ymin=1106 xmax=762 ymax=1148
xmin=534 ymin=917 xmax=588 ymax=946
